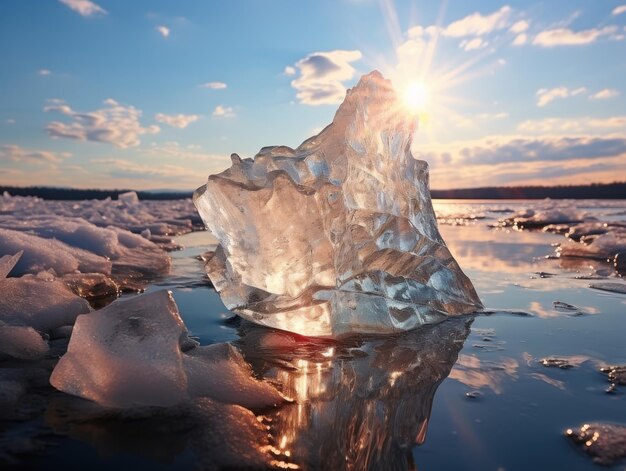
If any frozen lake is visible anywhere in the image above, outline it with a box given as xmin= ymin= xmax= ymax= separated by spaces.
xmin=2 ymin=198 xmax=626 ymax=470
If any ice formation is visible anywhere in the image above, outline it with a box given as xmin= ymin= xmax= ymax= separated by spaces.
xmin=0 ymin=191 xmax=199 ymax=236
xmin=50 ymin=290 xmax=286 ymax=409
xmin=0 ymin=252 xmax=91 ymax=360
xmin=194 ymin=71 xmax=482 ymax=336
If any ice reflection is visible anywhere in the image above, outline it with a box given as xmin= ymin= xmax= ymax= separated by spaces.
xmin=236 ymin=316 xmax=473 ymax=470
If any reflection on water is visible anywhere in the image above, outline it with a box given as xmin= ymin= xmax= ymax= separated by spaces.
xmin=236 ymin=317 xmax=473 ymax=470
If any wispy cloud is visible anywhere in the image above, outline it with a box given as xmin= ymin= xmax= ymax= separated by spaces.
xmin=590 ymin=88 xmax=620 ymax=100
xmin=612 ymin=5 xmax=626 ymax=16
xmin=536 ymin=86 xmax=586 ymax=107
xmin=509 ymin=20 xmax=529 ymax=34
xmin=460 ymin=37 xmax=487 ymax=51
xmin=433 ymin=135 xmax=626 ymax=166
xmin=156 ymin=25 xmax=170 ymax=38
xmin=200 ymin=81 xmax=227 ymax=89
xmin=443 ymin=6 xmax=512 ymax=37
xmin=44 ymin=98 xmax=160 ymax=148
xmin=533 ymin=26 xmax=618 ymax=47
xmin=289 ymin=50 xmax=362 ymax=105
xmin=141 ymin=142 xmax=231 ymax=170
xmin=154 ymin=113 xmax=199 ymax=128
xmin=38 ymin=69 xmax=52 ymax=76
xmin=212 ymin=105 xmax=235 ymax=117
xmin=518 ymin=116 xmax=626 ymax=133
xmin=422 ymin=134 xmax=626 ymax=188
xmin=284 ymin=66 xmax=296 ymax=76
xmin=0 ymin=144 xmax=71 ymax=164
xmin=58 ymin=0 xmax=106 ymax=17
xmin=512 ymin=33 xmax=528 ymax=46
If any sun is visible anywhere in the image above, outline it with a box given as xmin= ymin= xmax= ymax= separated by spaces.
xmin=403 ymin=81 xmax=430 ymax=113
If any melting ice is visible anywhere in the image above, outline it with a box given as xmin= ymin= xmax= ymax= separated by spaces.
xmin=194 ymin=71 xmax=483 ymax=336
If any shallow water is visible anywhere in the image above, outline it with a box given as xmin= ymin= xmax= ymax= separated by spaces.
xmin=7 ymin=199 xmax=626 ymax=470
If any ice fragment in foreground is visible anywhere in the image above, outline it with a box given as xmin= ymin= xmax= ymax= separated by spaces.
xmin=194 ymin=71 xmax=482 ymax=336
xmin=50 ymin=290 xmax=286 ymax=409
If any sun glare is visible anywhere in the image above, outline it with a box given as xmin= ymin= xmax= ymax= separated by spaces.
xmin=403 ymin=81 xmax=430 ymax=113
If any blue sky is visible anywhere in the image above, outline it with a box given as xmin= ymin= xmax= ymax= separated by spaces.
xmin=0 ymin=0 xmax=625 ymax=190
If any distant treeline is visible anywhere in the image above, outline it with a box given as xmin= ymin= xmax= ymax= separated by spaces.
xmin=1 ymin=181 xmax=625 ymax=200
xmin=0 ymin=186 xmax=193 ymax=201
xmin=430 ymin=182 xmax=626 ymax=199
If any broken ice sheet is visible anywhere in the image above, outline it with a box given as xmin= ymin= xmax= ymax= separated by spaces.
xmin=0 ymin=252 xmax=91 ymax=360
xmin=50 ymin=290 xmax=286 ymax=409
xmin=194 ymin=71 xmax=482 ymax=337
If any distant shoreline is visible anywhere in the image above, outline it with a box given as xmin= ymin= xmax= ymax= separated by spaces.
xmin=1 ymin=182 xmax=625 ymax=201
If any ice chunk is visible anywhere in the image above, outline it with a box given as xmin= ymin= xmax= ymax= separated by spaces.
xmin=566 ymin=423 xmax=626 ymax=466
xmin=0 ymin=321 xmax=49 ymax=360
xmin=184 ymin=343 xmax=287 ymax=409
xmin=0 ymin=228 xmax=112 ymax=276
xmin=589 ymin=282 xmax=626 ymax=294
xmin=50 ymin=290 xmax=192 ymax=408
xmin=0 ymin=218 xmax=170 ymax=278
xmin=0 ymin=276 xmax=91 ymax=332
xmin=118 ymin=191 xmax=139 ymax=206
xmin=50 ymin=290 xmax=285 ymax=409
xmin=498 ymin=203 xmax=593 ymax=229
xmin=193 ymin=71 xmax=482 ymax=337
xmin=0 ymin=250 xmax=22 ymax=278
xmin=559 ymin=230 xmax=626 ymax=260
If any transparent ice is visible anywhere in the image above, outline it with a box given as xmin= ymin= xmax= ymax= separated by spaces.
xmin=194 ymin=71 xmax=482 ymax=337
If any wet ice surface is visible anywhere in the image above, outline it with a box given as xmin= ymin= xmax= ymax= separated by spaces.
xmin=1 ymin=198 xmax=626 ymax=470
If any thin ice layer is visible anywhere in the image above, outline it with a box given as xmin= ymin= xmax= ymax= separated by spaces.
xmin=194 ymin=71 xmax=482 ymax=336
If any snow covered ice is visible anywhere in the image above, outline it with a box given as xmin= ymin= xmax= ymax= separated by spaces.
xmin=194 ymin=71 xmax=482 ymax=337
xmin=0 ymin=251 xmax=91 ymax=360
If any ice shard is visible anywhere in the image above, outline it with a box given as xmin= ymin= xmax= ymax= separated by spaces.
xmin=194 ymin=71 xmax=482 ymax=337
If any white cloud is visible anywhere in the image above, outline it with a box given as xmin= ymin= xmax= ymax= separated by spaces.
xmin=38 ymin=69 xmax=51 ymax=76
xmin=213 ymin=105 xmax=235 ymax=117
xmin=512 ymin=33 xmax=528 ymax=46
xmin=590 ymin=88 xmax=620 ymax=100
xmin=533 ymin=26 xmax=618 ymax=47
xmin=58 ymin=0 xmax=106 ymax=17
xmin=536 ymin=86 xmax=586 ymax=107
xmin=460 ymin=37 xmax=487 ymax=51
xmin=289 ymin=49 xmax=362 ymax=105
xmin=443 ymin=6 xmax=512 ymax=37
xmin=156 ymin=25 xmax=170 ymax=38
xmin=44 ymin=98 xmax=160 ymax=148
xmin=284 ymin=66 xmax=296 ymax=76
xmin=518 ymin=116 xmax=626 ymax=133
xmin=612 ymin=5 xmax=626 ymax=16
xmin=200 ymin=82 xmax=227 ymax=89
xmin=0 ymin=144 xmax=71 ymax=164
xmin=509 ymin=20 xmax=529 ymax=34
xmin=154 ymin=113 xmax=199 ymax=128
xmin=5 ymin=119 xmax=16 ymax=125
xmin=142 ymin=142 xmax=231 ymax=166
